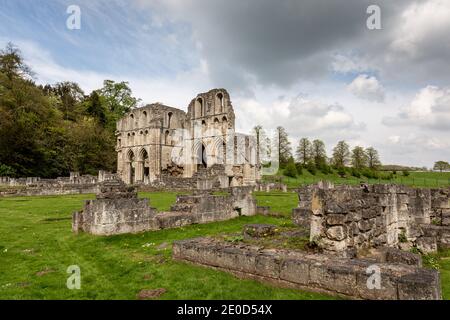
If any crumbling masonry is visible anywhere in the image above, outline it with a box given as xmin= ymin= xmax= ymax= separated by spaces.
xmin=72 ymin=180 xmax=256 ymax=236
xmin=293 ymin=182 xmax=450 ymax=256
xmin=116 ymin=89 xmax=260 ymax=188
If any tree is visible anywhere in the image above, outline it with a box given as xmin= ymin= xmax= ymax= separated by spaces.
xmin=43 ymin=82 xmax=85 ymax=121
xmin=312 ymin=139 xmax=327 ymax=168
xmin=100 ymin=80 xmax=139 ymax=114
xmin=0 ymin=43 xmax=33 ymax=80
xmin=0 ymin=43 xmax=129 ymax=178
xmin=296 ymin=138 xmax=312 ymax=165
xmin=332 ymin=141 xmax=351 ymax=168
xmin=433 ymin=161 xmax=450 ymax=172
xmin=351 ymin=146 xmax=368 ymax=170
xmin=366 ymin=147 xmax=381 ymax=170
xmin=276 ymin=126 xmax=292 ymax=167
xmin=84 ymin=91 xmax=107 ymax=125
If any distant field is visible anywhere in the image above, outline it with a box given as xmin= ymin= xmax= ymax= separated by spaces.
xmin=264 ymin=171 xmax=450 ymax=189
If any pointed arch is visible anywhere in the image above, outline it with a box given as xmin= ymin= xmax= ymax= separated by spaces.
xmin=127 ymin=149 xmax=135 ymax=162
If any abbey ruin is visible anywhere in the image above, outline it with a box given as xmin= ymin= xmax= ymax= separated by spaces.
xmin=116 ymin=89 xmax=260 ymax=189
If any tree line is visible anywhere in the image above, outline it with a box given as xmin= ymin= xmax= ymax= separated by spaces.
xmin=0 ymin=43 xmax=139 ymax=178
xmin=253 ymin=125 xmax=388 ymax=179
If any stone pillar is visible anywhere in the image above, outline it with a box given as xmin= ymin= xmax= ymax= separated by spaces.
xmin=136 ymin=161 xmax=144 ymax=182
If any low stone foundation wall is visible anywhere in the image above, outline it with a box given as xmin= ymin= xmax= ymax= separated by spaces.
xmin=1 ymin=184 xmax=99 ymax=197
xmin=255 ymin=182 xmax=288 ymax=192
xmin=0 ymin=171 xmax=116 ymax=197
xmin=73 ymin=181 xmax=257 ymax=236
xmin=173 ymin=237 xmax=442 ymax=300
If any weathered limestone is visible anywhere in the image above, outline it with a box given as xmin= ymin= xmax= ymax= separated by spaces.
xmin=72 ymin=180 xmax=157 ymax=235
xmin=0 ymin=171 xmax=116 ymax=197
xmin=173 ymin=237 xmax=442 ymax=300
xmin=72 ymin=180 xmax=257 ymax=236
xmin=255 ymin=182 xmax=288 ymax=193
xmin=116 ymin=89 xmax=260 ymax=187
xmin=293 ymin=183 xmax=450 ymax=255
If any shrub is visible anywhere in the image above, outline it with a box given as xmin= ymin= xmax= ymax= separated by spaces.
xmin=284 ymin=162 xmax=297 ymax=178
xmin=337 ymin=167 xmax=346 ymax=178
xmin=402 ymin=170 xmax=410 ymax=177
xmin=295 ymin=163 xmax=303 ymax=176
xmin=351 ymin=168 xmax=361 ymax=178
xmin=362 ymin=169 xmax=379 ymax=179
xmin=306 ymin=162 xmax=317 ymax=175
xmin=0 ymin=164 xmax=16 ymax=177
xmin=319 ymin=163 xmax=332 ymax=174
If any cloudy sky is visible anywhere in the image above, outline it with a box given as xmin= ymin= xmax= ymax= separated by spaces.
xmin=1 ymin=0 xmax=449 ymax=167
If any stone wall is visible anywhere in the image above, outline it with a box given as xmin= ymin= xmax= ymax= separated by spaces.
xmin=173 ymin=237 xmax=442 ymax=300
xmin=293 ymin=183 xmax=450 ymax=256
xmin=73 ymin=181 xmax=257 ymax=236
xmin=0 ymin=171 xmax=116 ymax=197
xmin=255 ymin=182 xmax=287 ymax=192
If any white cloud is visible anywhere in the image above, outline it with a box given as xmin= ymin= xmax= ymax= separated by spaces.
xmin=347 ymin=74 xmax=385 ymax=102
xmin=0 ymin=38 xmax=212 ymax=109
xmin=383 ymin=85 xmax=450 ymax=131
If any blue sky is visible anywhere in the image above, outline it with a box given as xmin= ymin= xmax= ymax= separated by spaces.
xmin=0 ymin=0 xmax=198 ymax=77
xmin=1 ymin=0 xmax=449 ymax=167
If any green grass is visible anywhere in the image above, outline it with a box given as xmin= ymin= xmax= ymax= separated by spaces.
xmin=254 ymin=191 xmax=298 ymax=216
xmin=139 ymin=192 xmax=185 ymax=212
xmin=0 ymin=193 xmax=333 ymax=300
xmin=266 ymin=171 xmax=450 ymax=189
xmin=423 ymin=249 xmax=450 ymax=300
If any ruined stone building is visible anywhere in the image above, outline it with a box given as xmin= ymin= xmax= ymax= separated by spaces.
xmin=116 ymin=89 xmax=260 ymax=187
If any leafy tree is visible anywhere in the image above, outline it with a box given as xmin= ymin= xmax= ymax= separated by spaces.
xmin=312 ymin=139 xmax=327 ymax=168
xmin=0 ymin=164 xmax=16 ymax=177
xmin=43 ymin=82 xmax=85 ymax=121
xmin=332 ymin=141 xmax=351 ymax=168
xmin=100 ymin=80 xmax=139 ymax=114
xmin=0 ymin=44 xmax=128 ymax=177
xmin=366 ymin=147 xmax=382 ymax=170
xmin=296 ymin=138 xmax=312 ymax=166
xmin=84 ymin=91 xmax=107 ymax=125
xmin=351 ymin=146 xmax=368 ymax=170
xmin=433 ymin=161 xmax=450 ymax=172
xmin=276 ymin=126 xmax=292 ymax=167
xmin=0 ymin=43 xmax=33 ymax=80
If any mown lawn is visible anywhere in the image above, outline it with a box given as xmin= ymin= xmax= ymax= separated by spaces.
xmin=254 ymin=191 xmax=298 ymax=216
xmin=0 ymin=193 xmax=334 ymax=300
xmin=266 ymin=171 xmax=450 ymax=189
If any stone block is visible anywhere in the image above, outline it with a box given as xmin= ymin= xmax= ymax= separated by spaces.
xmin=384 ymin=248 xmax=422 ymax=267
xmin=416 ymin=237 xmax=437 ymax=253
xmin=326 ymin=226 xmax=346 ymax=241
xmin=398 ymin=269 xmax=441 ymax=300
xmin=280 ymin=258 xmax=310 ymax=285
xmin=326 ymin=214 xmax=346 ymax=226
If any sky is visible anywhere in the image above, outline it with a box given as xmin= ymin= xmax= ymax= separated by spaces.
xmin=0 ymin=0 xmax=449 ymax=168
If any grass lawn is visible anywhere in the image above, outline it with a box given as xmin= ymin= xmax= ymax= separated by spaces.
xmin=254 ymin=191 xmax=298 ymax=216
xmin=0 ymin=192 xmax=334 ymax=300
xmin=266 ymin=171 xmax=450 ymax=189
